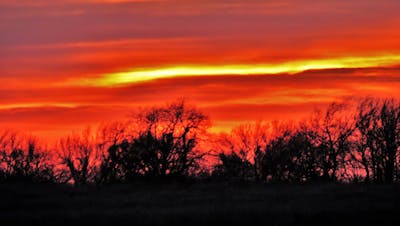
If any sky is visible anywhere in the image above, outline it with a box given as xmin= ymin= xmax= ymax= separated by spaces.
xmin=1 ymin=0 xmax=400 ymax=139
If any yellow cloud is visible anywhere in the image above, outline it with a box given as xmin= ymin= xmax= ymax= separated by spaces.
xmin=80 ymin=54 xmax=400 ymax=87
xmin=0 ymin=103 xmax=78 ymax=110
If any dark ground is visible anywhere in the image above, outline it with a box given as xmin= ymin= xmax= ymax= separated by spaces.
xmin=2 ymin=182 xmax=400 ymax=226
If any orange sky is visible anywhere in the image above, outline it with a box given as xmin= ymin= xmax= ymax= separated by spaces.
xmin=1 ymin=0 xmax=400 ymax=140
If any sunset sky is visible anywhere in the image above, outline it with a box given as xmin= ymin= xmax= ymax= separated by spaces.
xmin=1 ymin=0 xmax=400 ymax=139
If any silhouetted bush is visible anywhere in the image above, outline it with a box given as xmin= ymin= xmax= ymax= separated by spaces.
xmin=213 ymin=152 xmax=253 ymax=181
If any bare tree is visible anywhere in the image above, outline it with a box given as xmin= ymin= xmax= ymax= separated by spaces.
xmin=378 ymin=99 xmax=400 ymax=183
xmin=350 ymin=98 xmax=400 ymax=183
xmin=58 ymin=128 xmax=99 ymax=185
xmin=96 ymin=122 xmax=128 ymax=184
xmin=0 ymin=131 xmax=55 ymax=183
xmin=132 ymin=100 xmax=210 ymax=178
xmin=96 ymin=100 xmax=210 ymax=181
xmin=351 ymin=98 xmax=378 ymax=182
xmin=302 ymin=103 xmax=355 ymax=182
xmin=217 ymin=121 xmax=270 ymax=181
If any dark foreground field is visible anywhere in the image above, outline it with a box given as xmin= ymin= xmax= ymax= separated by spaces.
xmin=2 ymin=182 xmax=400 ymax=226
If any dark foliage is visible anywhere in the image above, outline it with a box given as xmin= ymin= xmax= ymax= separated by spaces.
xmin=1 ymin=98 xmax=400 ymax=185
xmin=0 ymin=132 xmax=55 ymax=183
xmin=215 ymin=98 xmax=400 ymax=184
xmin=97 ymin=100 xmax=209 ymax=184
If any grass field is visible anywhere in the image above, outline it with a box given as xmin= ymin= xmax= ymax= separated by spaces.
xmin=2 ymin=182 xmax=400 ymax=226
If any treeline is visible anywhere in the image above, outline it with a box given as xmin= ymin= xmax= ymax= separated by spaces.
xmin=1 ymin=98 xmax=400 ymax=185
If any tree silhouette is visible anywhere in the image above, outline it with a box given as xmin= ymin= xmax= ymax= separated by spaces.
xmin=216 ymin=122 xmax=270 ymax=181
xmin=96 ymin=122 xmax=127 ymax=184
xmin=1 ymin=98 xmax=400 ymax=185
xmin=378 ymin=99 xmax=400 ymax=183
xmin=351 ymin=98 xmax=378 ymax=182
xmin=58 ymin=128 xmax=99 ymax=185
xmin=259 ymin=130 xmax=321 ymax=183
xmin=213 ymin=152 xmax=253 ymax=180
xmin=0 ymin=131 xmax=55 ymax=183
xmin=97 ymin=100 xmax=209 ymax=183
xmin=301 ymin=103 xmax=355 ymax=182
